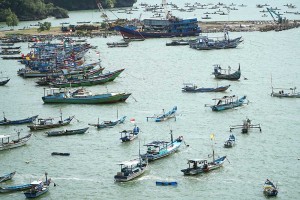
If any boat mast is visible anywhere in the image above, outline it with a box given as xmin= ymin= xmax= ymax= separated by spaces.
xmin=162 ymin=0 xmax=169 ymax=19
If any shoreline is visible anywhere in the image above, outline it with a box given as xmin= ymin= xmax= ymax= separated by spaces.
xmin=1 ymin=20 xmax=300 ymax=39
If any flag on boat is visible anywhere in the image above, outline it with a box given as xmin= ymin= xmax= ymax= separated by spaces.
xmin=210 ymin=134 xmax=215 ymax=140
xmin=130 ymin=118 xmax=136 ymax=123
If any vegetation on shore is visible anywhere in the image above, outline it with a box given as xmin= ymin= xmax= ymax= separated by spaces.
xmin=0 ymin=0 xmax=136 ymax=26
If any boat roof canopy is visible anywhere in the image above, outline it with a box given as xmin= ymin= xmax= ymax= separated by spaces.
xmin=117 ymin=159 xmax=139 ymax=166
xmin=0 ymin=135 xmax=10 ymax=139
xmin=187 ymin=159 xmax=207 ymax=163
xmin=30 ymin=180 xmax=43 ymax=185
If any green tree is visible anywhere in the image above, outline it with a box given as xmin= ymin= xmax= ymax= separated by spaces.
xmin=37 ymin=22 xmax=51 ymax=32
xmin=6 ymin=11 xmax=19 ymax=27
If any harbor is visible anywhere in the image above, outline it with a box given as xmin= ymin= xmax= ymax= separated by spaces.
xmin=0 ymin=0 xmax=299 ymax=200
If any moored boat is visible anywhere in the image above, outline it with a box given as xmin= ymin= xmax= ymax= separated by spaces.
xmin=271 ymin=87 xmax=300 ymax=98
xmin=0 ymin=132 xmax=32 ymax=151
xmin=224 ymin=134 xmax=235 ymax=148
xmin=114 ymin=1 xmax=201 ymax=39
xmin=27 ymin=114 xmax=74 ymax=131
xmin=0 ymin=115 xmax=38 ymax=126
xmin=0 ymin=77 xmax=10 ymax=86
xmin=182 ymin=83 xmax=230 ymax=92
xmin=263 ymin=179 xmax=278 ymax=197
xmin=89 ymin=116 xmax=126 ymax=129
xmin=212 ymin=64 xmax=241 ymax=80
xmin=46 ymin=127 xmax=89 ymax=137
xmin=42 ymin=88 xmax=131 ymax=104
xmin=230 ymin=118 xmax=262 ymax=133
xmin=0 ymin=183 xmax=32 ymax=193
xmin=23 ymin=173 xmax=52 ymax=198
xmin=114 ymin=155 xmax=148 ymax=182
xmin=51 ymin=152 xmax=70 ymax=156
xmin=156 ymin=181 xmax=177 ymax=186
xmin=147 ymin=106 xmax=177 ymax=122
xmin=0 ymin=171 xmax=16 ymax=183
xmin=120 ymin=125 xmax=139 ymax=142
xmin=166 ymin=39 xmax=190 ymax=46
xmin=141 ymin=132 xmax=183 ymax=161
xmin=206 ymin=95 xmax=247 ymax=111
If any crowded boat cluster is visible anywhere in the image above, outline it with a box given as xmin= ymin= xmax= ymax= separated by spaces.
xmin=1 ymin=0 xmax=299 ymax=199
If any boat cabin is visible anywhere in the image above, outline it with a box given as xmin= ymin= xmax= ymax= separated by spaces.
xmin=144 ymin=141 xmax=168 ymax=154
xmin=213 ymin=95 xmax=237 ymax=105
xmin=0 ymin=135 xmax=11 ymax=144
xmin=36 ymin=118 xmax=54 ymax=125
xmin=186 ymin=159 xmax=208 ymax=169
xmin=117 ymin=159 xmax=142 ymax=176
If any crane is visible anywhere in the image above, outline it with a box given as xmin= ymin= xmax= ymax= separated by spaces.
xmin=267 ymin=7 xmax=283 ymax=23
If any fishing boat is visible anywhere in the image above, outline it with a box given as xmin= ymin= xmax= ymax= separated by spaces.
xmin=114 ymin=156 xmax=148 ymax=182
xmin=166 ymin=39 xmax=190 ymax=46
xmin=141 ymin=132 xmax=183 ymax=161
xmin=182 ymin=83 xmax=230 ymax=92
xmin=224 ymin=134 xmax=235 ymax=148
xmin=206 ymin=95 xmax=247 ymax=111
xmin=107 ymin=42 xmax=129 ymax=47
xmin=27 ymin=113 xmax=74 ymax=131
xmin=263 ymin=179 xmax=278 ymax=197
xmin=212 ymin=64 xmax=241 ymax=80
xmin=0 ymin=132 xmax=32 ymax=151
xmin=189 ymin=33 xmax=243 ymax=50
xmin=147 ymin=106 xmax=177 ymax=122
xmin=49 ymin=69 xmax=124 ymax=88
xmin=156 ymin=181 xmax=177 ymax=186
xmin=51 ymin=152 xmax=70 ymax=156
xmin=23 ymin=173 xmax=51 ymax=198
xmin=42 ymin=88 xmax=131 ymax=104
xmin=0 ymin=77 xmax=10 ymax=86
xmin=46 ymin=127 xmax=89 ymax=137
xmin=0 ymin=115 xmax=38 ymax=126
xmin=120 ymin=125 xmax=140 ymax=142
xmin=0 ymin=183 xmax=32 ymax=193
xmin=89 ymin=116 xmax=126 ymax=129
xmin=114 ymin=1 xmax=201 ymax=39
xmin=230 ymin=118 xmax=262 ymax=133
xmin=0 ymin=171 xmax=16 ymax=183
xmin=271 ymin=87 xmax=300 ymax=98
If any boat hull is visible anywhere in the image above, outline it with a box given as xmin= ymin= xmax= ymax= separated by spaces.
xmin=42 ymin=93 xmax=131 ymax=104
xmin=46 ymin=127 xmax=89 ymax=136
xmin=0 ymin=115 xmax=38 ymax=126
xmin=114 ymin=166 xmax=147 ymax=182
xmin=0 ymin=184 xmax=31 ymax=193
xmin=24 ymin=187 xmax=49 ymax=198
xmin=0 ymin=134 xmax=32 ymax=151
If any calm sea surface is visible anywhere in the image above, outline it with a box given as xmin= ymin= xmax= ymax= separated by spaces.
xmin=0 ymin=0 xmax=300 ymax=200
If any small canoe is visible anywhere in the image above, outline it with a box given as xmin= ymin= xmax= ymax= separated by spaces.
xmin=0 ymin=171 xmax=16 ymax=183
xmin=46 ymin=127 xmax=89 ymax=136
xmin=0 ymin=115 xmax=38 ymax=125
xmin=156 ymin=181 xmax=177 ymax=186
xmin=51 ymin=152 xmax=70 ymax=156
xmin=0 ymin=183 xmax=31 ymax=193
xmin=0 ymin=78 xmax=10 ymax=86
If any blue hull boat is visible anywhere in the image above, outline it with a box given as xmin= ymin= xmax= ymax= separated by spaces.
xmin=0 ymin=171 xmax=16 ymax=183
xmin=147 ymin=106 xmax=177 ymax=122
xmin=208 ymin=96 xmax=247 ymax=111
xmin=0 ymin=115 xmax=38 ymax=125
xmin=156 ymin=181 xmax=177 ymax=186
xmin=89 ymin=116 xmax=126 ymax=129
xmin=141 ymin=133 xmax=183 ymax=161
xmin=0 ymin=183 xmax=32 ymax=193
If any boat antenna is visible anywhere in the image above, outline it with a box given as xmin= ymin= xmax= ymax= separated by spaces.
xmin=210 ymin=133 xmax=215 ymax=161
xmin=45 ymin=172 xmax=48 ymax=183
xmin=170 ymin=130 xmax=173 ymax=144
xmin=60 ymin=109 xmax=62 ymax=122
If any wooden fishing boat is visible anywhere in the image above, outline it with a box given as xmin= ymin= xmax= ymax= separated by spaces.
xmin=0 ymin=77 xmax=10 ymax=86
xmin=46 ymin=127 xmax=89 ymax=137
xmin=212 ymin=64 xmax=241 ymax=80
xmin=24 ymin=173 xmax=51 ymax=198
xmin=271 ymin=87 xmax=300 ymax=98
xmin=27 ymin=114 xmax=74 ymax=131
xmin=166 ymin=39 xmax=190 ymax=46
xmin=156 ymin=181 xmax=178 ymax=186
xmin=141 ymin=132 xmax=183 ymax=161
xmin=49 ymin=69 xmax=124 ymax=88
xmin=107 ymin=42 xmax=129 ymax=47
xmin=120 ymin=125 xmax=139 ymax=142
xmin=182 ymin=83 xmax=230 ymax=92
xmin=0 ymin=183 xmax=32 ymax=193
xmin=1 ymin=56 xmax=23 ymax=60
xmin=147 ymin=106 xmax=177 ymax=122
xmin=42 ymin=88 xmax=131 ymax=104
xmin=89 ymin=116 xmax=126 ymax=129
xmin=114 ymin=156 xmax=148 ymax=182
xmin=0 ymin=133 xmax=32 ymax=151
xmin=224 ymin=134 xmax=235 ymax=148
xmin=51 ymin=152 xmax=70 ymax=156
xmin=0 ymin=171 xmax=16 ymax=183
xmin=263 ymin=179 xmax=278 ymax=197
xmin=230 ymin=118 xmax=261 ymax=133
xmin=206 ymin=95 xmax=247 ymax=111
xmin=0 ymin=115 xmax=38 ymax=126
